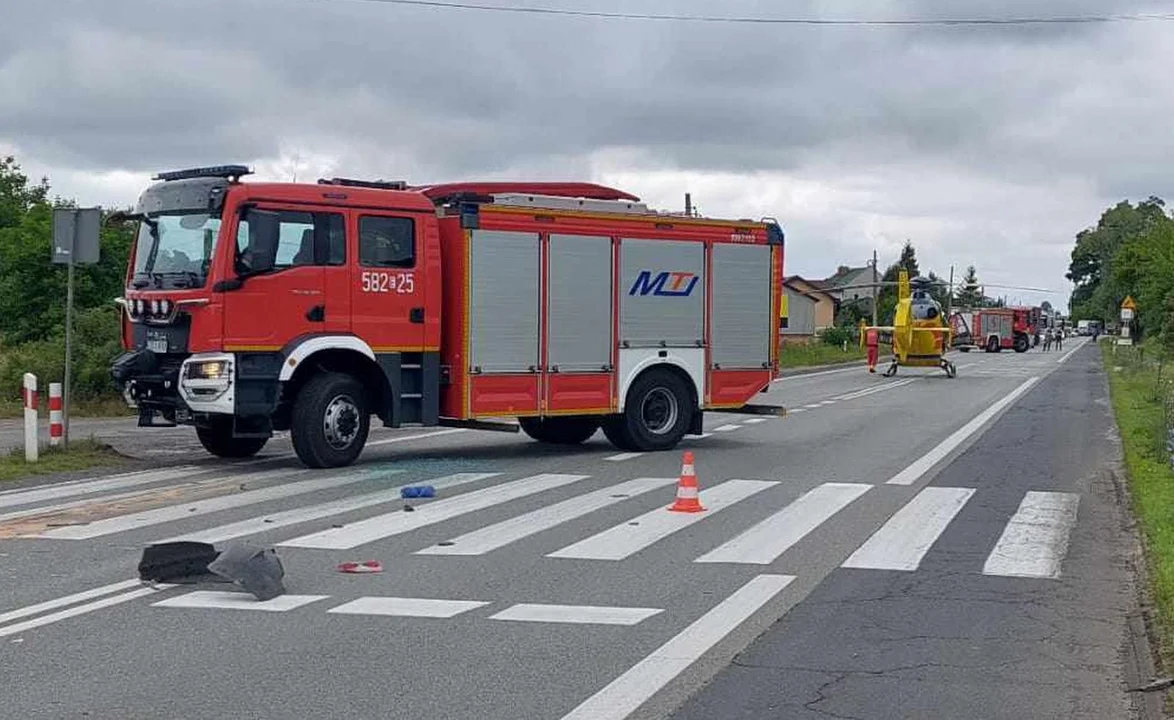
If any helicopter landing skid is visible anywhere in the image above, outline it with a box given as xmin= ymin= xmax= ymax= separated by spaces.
xmin=882 ymin=361 xmax=898 ymax=377
xmin=941 ymin=358 xmax=957 ymax=378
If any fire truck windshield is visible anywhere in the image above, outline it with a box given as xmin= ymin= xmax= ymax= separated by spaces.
xmin=132 ymin=212 xmax=222 ymax=289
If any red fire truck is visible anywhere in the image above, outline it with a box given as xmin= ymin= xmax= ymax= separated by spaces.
xmin=950 ymin=307 xmax=1036 ymax=353
xmin=110 ymin=166 xmax=785 ymax=468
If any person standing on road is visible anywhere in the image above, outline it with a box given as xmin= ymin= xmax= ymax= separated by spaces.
xmin=1043 ymin=328 xmax=1053 ymax=352
xmin=1054 ymin=328 xmax=1063 ymax=351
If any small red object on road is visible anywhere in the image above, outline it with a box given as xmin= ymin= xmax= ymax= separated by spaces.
xmin=337 ymin=560 xmax=383 ymax=574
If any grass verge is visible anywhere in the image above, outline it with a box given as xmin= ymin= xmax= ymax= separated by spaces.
xmin=0 ymin=438 xmax=127 ymax=483
xmin=1103 ymin=342 xmax=1174 ymax=670
xmin=0 ymin=396 xmax=131 ymax=420
xmin=779 ymin=343 xmax=867 ymax=368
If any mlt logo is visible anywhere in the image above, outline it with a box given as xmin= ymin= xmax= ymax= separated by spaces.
xmin=629 ymin=271 xmax=699 ymax=297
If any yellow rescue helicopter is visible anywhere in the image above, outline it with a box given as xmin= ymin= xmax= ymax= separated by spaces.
xmin=859 ymin=270 xmax=956 ymax=378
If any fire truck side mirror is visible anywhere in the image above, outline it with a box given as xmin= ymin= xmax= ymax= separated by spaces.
xmin=242 ymin=208 xmax=280 ymax=276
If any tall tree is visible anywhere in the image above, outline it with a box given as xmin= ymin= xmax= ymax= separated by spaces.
xmin=1067 ymin=197 xmax=1168 ymax=322
xmin=954 ymin=265 xmax=984 ymax=308
xmin=0 ymin=157 xmax=134 ymax=344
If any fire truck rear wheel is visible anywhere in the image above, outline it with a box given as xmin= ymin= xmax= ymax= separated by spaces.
xmin=518 ymin=417 xmax=600 ymax=445
xmin=290 ymin=372 xmax=370 ymax=469
xmin=986 ymin=336 xmax=999 ymax=353
xmin=1013 ymin=334 xmax=1029 ymax=353
xmin=605 ymin=369 xmax=694 ymax=452
xmin=196 ymin=420 xmax=268 ymax=459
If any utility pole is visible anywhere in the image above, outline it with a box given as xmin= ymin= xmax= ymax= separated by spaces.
xmin=684 ymin=193 xmax=692 ymax=217
xmin=947 ymin=264 xmax=954 ymax=318
xmin=868 ymin=246 xmax=878 ymax=326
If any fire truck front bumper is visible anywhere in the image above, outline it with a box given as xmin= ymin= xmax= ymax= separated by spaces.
xmin=112 ymin=350 xmax=237 ymax=426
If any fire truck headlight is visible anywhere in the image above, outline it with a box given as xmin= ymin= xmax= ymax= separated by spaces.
xmin=180 ymin=354 xmax=235 ymax=407
xmin=186 ymin=360 xmax=231 ymax=380
xmin=160 ymin=299 xmax=173 ymax=315
xmin=151 ymin=299 xmax=162 ymax=315
xmin=134 ymin=299 xmax=146 ymax=315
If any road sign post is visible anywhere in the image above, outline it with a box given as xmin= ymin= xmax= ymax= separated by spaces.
xmin=52 ymin=207 xmax=101 ymax=449
xmin=1118 ymin=296 xmax=1138 ymax=347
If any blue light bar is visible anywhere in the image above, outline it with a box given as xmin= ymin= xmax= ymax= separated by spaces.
xmin=153 ymin=165 xmax=253 ymax=182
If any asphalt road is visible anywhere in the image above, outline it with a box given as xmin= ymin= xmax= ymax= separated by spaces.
xmin=0 ymin=338 xmax=1145 ymax=720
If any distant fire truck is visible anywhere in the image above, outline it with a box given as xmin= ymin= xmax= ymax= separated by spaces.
xmin=950 ymin=306 xmax=1037 ymax=353
xmin=110 ymin=166 xmax=785 ymax=467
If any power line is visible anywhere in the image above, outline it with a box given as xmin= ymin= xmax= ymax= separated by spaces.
xmin=325 ymin=0 xmax=1174 ymax=26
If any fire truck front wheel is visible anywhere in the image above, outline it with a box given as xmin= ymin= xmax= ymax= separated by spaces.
xmin=604 ymin=368 xmax=694 ymax=452
xmin=290 ymin=372 xmax=371 ymax=469
xmin=196 ymin=420 xmax=268 ymax=459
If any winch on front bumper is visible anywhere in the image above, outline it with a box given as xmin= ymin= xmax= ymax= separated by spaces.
xmin=110 ymin=349 xmax=191 ymax=427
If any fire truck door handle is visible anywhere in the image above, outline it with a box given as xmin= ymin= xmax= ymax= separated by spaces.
xmin=410 ymin=307 xmax=425 ymax=324
xmin=306 ymin=305 xmax=326 ymax=322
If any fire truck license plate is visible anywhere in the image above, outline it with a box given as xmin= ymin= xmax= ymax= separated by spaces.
xmin=147 ymin=337 xmax=168 ymax=354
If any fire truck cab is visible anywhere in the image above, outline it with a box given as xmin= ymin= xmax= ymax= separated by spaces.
xmin=111 ymin=166 xmax=785 ymax=468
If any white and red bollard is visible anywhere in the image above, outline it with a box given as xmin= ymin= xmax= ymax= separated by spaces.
xmin=22 ymin=373 xmax=37 ymax=462
xmin=49 ymin=382 xmax=63 ymax=448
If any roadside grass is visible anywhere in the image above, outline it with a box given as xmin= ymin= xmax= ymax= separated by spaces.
xmin=779 ymin=343 xmax=867 ymax=368
xmin=0 ymin=438 xmax=127 ymax=483
xmin=0 ymin=396 xmax=130 ymax=420
xmin=1103 ymin=341 xmax=1174 ymax=670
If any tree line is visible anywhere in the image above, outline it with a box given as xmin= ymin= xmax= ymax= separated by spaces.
xmin=833 ymin=240 xmax=1005 ymax=330
xmin=0 ymin=156 xmax=134 ymax=401
xmin=1066 ymin=196 xmax=1174 ymax=345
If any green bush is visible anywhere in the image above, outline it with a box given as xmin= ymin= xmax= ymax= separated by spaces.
xmin=0 ymin=306 xmax=123 ymax=401
xmin=820 ymin=325 xmax=856 ymax=347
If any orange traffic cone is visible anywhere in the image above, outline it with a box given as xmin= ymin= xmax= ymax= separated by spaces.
xmin=669 ymin=451 xmax=705 ymax=513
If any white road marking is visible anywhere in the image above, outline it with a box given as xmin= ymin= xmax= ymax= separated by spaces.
xmin=803 ymin=404 xmax=822 ymax=409
xmin=0 ymin=467 xmax=203 ymax=510
xmin=0 ymin=579 xmax=143 ymax=625
xmin=712 ymin=424 xmax=740 ymax=432
xmin=1056 ymin=343 xmax=1083 ymax=364
xmin=36 ymin=473 xmax=369 ymax=540
xmin=158 ymin=472 xmax=498 ymax=544
xmin=842 ymin=487 xmax=975 ymax=571
xmin=696 ymin=483 xmax=872 ymax=565
xmin=789 ymin=408 xmax=807 ymax=414
xmin=819 ymin=400 xmax=837 ymax=406
xmin=742 ymin=418 xmax=770 ymax=425
xmin=606 ymin=453 xmax=644 ymax=462
xmin=886 ymin=377 xmax=1039 ymax=485
xmin=489 ymin=604 xmax=663 ymax=626
xmin=327 ymin=596 xmax=489 ymax=618
xmin=773 ymin=365 xmax=860 ymax=381
xmin=417 ymin=477 xmax=677 ymax=556
xmin=0 ymin=467 xmax=300 ymax=524
xmin=834 ymin=378 xmax=916 ymax=401
xmin=0 ymin=584 xmax=174 ymax=639
xmin=685 ymin=433 xmax=713 ymax=440
xmin=546 ymin=479 xmax=776 ymax=561
xmin=983 ymin=491 xmax=1080 ymax=579
xmin=280 ymin=473 xmax=591 ymax=550
xmin=558 ymin=574 xmax=795 ymax=720
xmin=152 ymin=591 xmax=330 ymax=612
xmin=365 ymin=428 xmax=468 ymax=447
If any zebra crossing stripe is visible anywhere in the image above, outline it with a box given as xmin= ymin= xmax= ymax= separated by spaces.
xmin=417 ymin=477 xmax=677 ymax=556
xmin=280 ymin=473 xmax=591 ymax=550
xmin=156 ymin=472 xmax=499 ymax=544
xmin=842 ymin=487 xmax=975 ymax=571
xmin=0 ymin=467 xmax=204 ymax=510
xmin=983 ymin=491 xmax=1079 ymax=578
xmin=327 ymin=597 xmax=489 ymax=618
xmin=35 ymin=472 xmax=367 ymax=540
xmin=546 ymin=479 xmax=776 ymax=561
xmin=488 ymin=604 xmax=662 ymax=626
xmin=152 ymin=591 xmax=330 ymax=613
xmin=696 ymin=482 xmax=871 ymax=565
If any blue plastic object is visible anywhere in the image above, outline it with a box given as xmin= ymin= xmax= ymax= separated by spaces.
xmin=400 ymin=485 xmax=437 ymax=499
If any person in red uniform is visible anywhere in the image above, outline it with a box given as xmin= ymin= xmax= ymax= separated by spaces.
xmin=866 ymin=327 xmax=879 ymax=373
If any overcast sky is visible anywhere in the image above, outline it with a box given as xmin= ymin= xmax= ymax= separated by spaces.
xmin=4 ymin=0 xmax=1174 ymax=311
